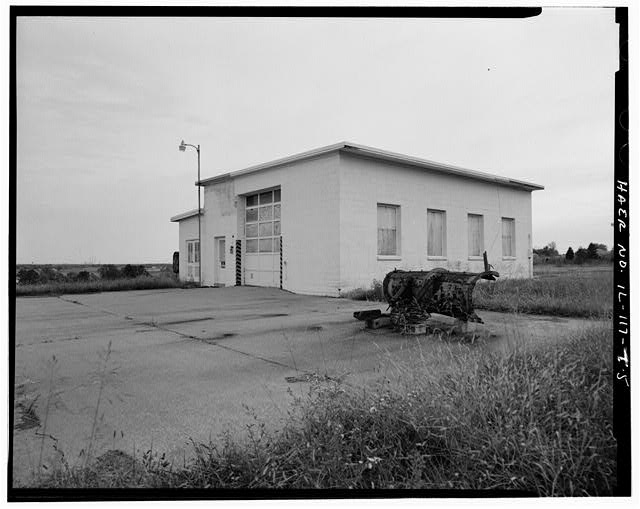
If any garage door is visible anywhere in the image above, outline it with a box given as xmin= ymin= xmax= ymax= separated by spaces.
xmin=244 ymin=188 xmax=281 ymax=287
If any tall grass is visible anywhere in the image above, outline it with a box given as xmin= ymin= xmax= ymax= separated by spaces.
xmin=473 ymin=270 xmax=612 ymax=318
xmin=15 ymin=276 xmax=190 ymax=297
xmin=34 ymin=325 xmax=615 ymax=494
xmin=342 ymin=268 xmax=612 ymax=318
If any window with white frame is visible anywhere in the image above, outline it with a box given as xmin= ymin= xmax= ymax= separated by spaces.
xmin=467 ymin=214 xmax=484 ymax=257
xmin=187 ymin=240 xmax=200 ymax=263
xmin=502 ymin=217 xmax=515 ymax=257
xmin=427 ymin=209 xmax=446 ymax=257
xmin=245 ymin=188 xmax=281 ymax=253
xmin=377 ymin=204 xmax=400 ymax=256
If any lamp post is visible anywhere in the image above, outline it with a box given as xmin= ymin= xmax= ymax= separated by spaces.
xmin=179 ymin=140 xmax=201 ymax=286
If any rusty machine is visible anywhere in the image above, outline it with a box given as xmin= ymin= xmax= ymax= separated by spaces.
xmin=354 ymin=252 xmax=499 ymax=333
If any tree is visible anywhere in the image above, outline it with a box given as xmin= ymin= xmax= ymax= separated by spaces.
xmin=533 ymin=242 xmax=559 ymax=258
xmin=98 ymin=265 xmax=122 ymax=280
xmin=587 ymin=243 xmax=599 ymax=260
xmin=565 ymin=247 xmax=574 ymax=261
xmin=574 ymin=247 xmax=589 ymax=264
xmin=17 ymin=268 xmax=40 ymax=285
xmin=38 ymin=266 xmax=66 ymax=283
xmin=122 ymin=264 xmax=149 ymax=278
xmin=76 ymin=271 xmax=91 ymax=282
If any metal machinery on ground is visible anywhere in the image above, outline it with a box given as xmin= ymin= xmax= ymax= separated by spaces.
xmin=354 ymin=252 xmax=499 ymax=332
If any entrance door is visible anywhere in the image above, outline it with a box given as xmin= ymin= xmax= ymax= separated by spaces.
xmin=244 ymin=188 xmax=281 ymax=287
xmin=214 ymin=236 xmax=226 ymax=286
xmin=186 ymin=239 xmax=200 ymax=282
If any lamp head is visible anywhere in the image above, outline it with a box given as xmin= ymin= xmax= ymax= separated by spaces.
xmin=179 ymin=140 xmax=186 ymax=152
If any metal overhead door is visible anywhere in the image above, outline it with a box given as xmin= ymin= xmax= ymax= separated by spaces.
xmin=244 ymin=188 xmax=281 ymax=287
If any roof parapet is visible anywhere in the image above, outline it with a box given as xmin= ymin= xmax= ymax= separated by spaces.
xmin=170 ymin=208 xmax=203 ymax=222
xmin=197 ymin=141 xmax=544 ymax=191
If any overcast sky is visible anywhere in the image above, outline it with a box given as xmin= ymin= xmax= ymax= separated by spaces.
xmin=16 ymin=8 xmax=619 ymax=264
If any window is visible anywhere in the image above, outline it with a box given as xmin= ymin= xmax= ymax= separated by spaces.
xmin=467 ymin=214 xmax=484 ymax=257
xmin=377 ymin=204 xmax=400 ymax=256
xmin=427 ymin=209 xmax=446 ymax=257
xmin=245 ymin=188 xmax=281 ymax=253
xmin=502 ymin=218 xmax=515 ymax=257
xmin=187 ymin=240 xmax=200 ymax=263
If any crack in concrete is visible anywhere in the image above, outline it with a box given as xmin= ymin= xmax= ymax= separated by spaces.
xmin=55 ymin=295 xmax=304 ymax=375
xmin=58 ymin=296 xmax=124 ymax=318
xmin=160 ymin=317 xmax=214 ymax=325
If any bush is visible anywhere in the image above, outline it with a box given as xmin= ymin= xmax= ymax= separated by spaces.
xmin=600 ymin=250 xmax=614 ymax=263
xmin=160 ymin=265 xmax=178 ymax=280
xmin=76 ymin=271 xmax=91 ymax=282
xmin=341 ymin=279 xmax=385 ymax=301
xmin=122 ymin=265 xmax=149 ymax=279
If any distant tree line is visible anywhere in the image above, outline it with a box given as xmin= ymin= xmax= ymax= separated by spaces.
xmin=16 ymin=264 xmax=151 ymax=286
xmin=533 ymin=242 xmax=612 ymax=265
xmin=98 ymin=264 xmax=150 ymax=280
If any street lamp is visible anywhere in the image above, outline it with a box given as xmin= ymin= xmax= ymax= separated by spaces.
xmin=179 ymin=140 xmax=201 ymax=286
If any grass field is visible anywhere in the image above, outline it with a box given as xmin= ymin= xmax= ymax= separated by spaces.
xmin=344 ymin=263 xmax=613 ymax=319
xmin=30 ymin=324 xmax=615 ymax=493
xmin=15 ymin=275 xmax=190 ymax=297
xmin=474 ymin=265 xmax=612 ymax=318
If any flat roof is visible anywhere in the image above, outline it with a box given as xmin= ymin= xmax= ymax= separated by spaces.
xmin=197 ymin=141 xmax=544 ymax=192
xmin=170 ymin=208 xmax=202 ymax=222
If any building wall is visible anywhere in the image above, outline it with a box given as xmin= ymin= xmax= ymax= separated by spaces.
xmin=191 ymin=149 xmax=535 ymax=295
xmin=201 ymin=179 xmax=237 ymax=286
xmin=197 ymin=152 xmax=341 ymax=294
xmin=177 ymin=215 xmax=200 ymax=281
xmin=337 ymin=152 xmax=533 ymax=293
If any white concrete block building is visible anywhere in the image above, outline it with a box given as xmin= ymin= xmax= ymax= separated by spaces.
xmin=171 ymin=142 xmax=543 ymax=296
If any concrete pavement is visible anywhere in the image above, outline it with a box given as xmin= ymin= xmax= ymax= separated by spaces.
xmin=12 ymin=286 xmax=594 ymax=485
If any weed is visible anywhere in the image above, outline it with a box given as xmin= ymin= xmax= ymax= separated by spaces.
xmin=84 ymin=341 xmax=114 ymax=468
xmin=32 ymin=325 xmax=615 ymax=494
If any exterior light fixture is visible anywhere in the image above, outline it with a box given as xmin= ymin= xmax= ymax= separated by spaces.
xmin=179 ymin=140 xmax=201 ymax=286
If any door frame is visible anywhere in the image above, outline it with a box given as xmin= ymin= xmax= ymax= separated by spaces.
xmin=214 ymin=236 xmax=226 ymax=286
